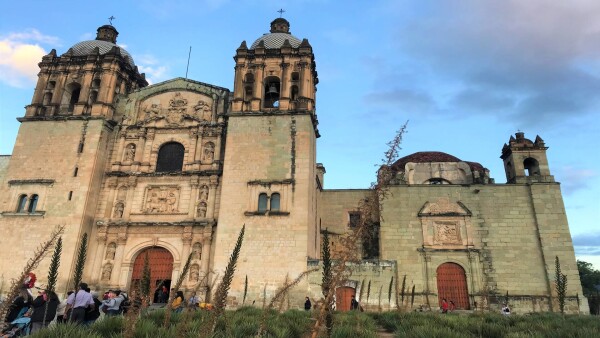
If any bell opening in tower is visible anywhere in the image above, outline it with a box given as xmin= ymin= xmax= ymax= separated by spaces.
xmin=263 ymin=77 xmax=280 ymax=108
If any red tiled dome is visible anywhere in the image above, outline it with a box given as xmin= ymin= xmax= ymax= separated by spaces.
xmin=392 ymin=151 xmax=485 ymax=173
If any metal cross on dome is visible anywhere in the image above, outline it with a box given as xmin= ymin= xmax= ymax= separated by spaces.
xmin=277 ymin=9 xmax=285 ymax=17
xmin=108 ymin=16 xmax=116 ymax=25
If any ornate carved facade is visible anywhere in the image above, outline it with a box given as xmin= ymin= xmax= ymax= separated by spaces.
xmin=0 ymin=18 xmax=587 ymax=314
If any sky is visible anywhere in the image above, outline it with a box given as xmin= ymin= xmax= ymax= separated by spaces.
xmin=0 ymin=0 xmax=598 ymax=268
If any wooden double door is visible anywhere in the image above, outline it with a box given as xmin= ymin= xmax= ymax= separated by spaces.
xmin=437 ymin=262 xmax=470 ymax=309
xmin=336 ymin=286 xmax=356 ymax=311
xmin=131 ymin=247 xmax=174 ymax=300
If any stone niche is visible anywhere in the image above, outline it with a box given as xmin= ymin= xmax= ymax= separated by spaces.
xmin=418 ymin=197 xmax=474 ymax=249
xmin=136 ymin=91 xmax=214 ymax=127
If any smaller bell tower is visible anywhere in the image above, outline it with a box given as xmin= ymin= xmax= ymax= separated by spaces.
xmin=501 ymin=132 xmax=554 ymax=183
xmin=231 ymin=18 xmax=318 ymax=113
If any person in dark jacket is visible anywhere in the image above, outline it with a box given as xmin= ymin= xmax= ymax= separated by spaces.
xmin=30 ymin=290 xmax=59 ymax=333
xmin=5 ymin=288 xmax=32 ymax=323
xmin=84 ymin=290 xmax=102 ymax=325
xmin=304 ymin=297 xmax=312 ymax=311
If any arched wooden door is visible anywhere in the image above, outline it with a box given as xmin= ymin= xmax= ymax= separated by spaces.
xmin=131 ymin=247 xmax=174 ymax=295
xmin=437 ymin=262 xmax=470 ymax=309
xmin=335 ymin=287 xmax=355 ymax=311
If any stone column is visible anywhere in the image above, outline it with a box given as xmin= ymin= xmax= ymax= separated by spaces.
xmin=253 ymin=64 xmax=265 ymax=104
xmin=113 ymin=133 xmax=127 ymax=165
xmin=134 ymin=134 xmax=146 ymax=163
xmin=200 ymin=227 xmax=212 ymax=282
xmin=207 ymin=175 xmax=219 ymax=219
xmin=280 ymin=62 xmax=291 ymax=98
xmin=213 ymin=130 xmax=223 ymax=164
xmin=104 ymin=178 xmax=118 ymax=218
xmin=233 ymin=64 xmax=244 ymax=100
xmin=77 ymin=71 xmax=93 ymax=115
xmin=187 ymin=129 xmax=198 ymax=169
xmin=91 ymin=223 xmax=108 ymax=285
xmin=181 ymin=226 xmax=193 ymax=283
xmin=112 ymin=227 xmax=128 ymax=287
xmin=189 ymin=177 xmax=200 ymax=217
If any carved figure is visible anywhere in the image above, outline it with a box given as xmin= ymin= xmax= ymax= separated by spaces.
xmin=124 ymin=144 xmax=136 ymax=162
xmin=189 ymin=264 xmax=200 ymax=282
xmin=102 ymin=263 xmax=113 ymax=281
xmin=193 ymin=100 xmax=212 ymax=121
xmin=200 ymin=185 xmax=209 ymax=201
xmin=113 ymin=202 xmax=124 ymax=218
xmin=145 ymin=186 xmax=180 ymax=213
xmin=192 ymin=242 xmax=202 ymax=260
xmin=144 ymin=103 xmax=161 ymax=116
xmin=166 ymin=192 xmax=178 ymax=212
xmin=105 ymin=242 xmax=116 ymax=260
xmin=203 ymin=143 xmax=215 ymax=162
xmin=197 ymin=201 xmax=207 ymax=218
xmin=435 ymin=223 xmax=460 ymax=244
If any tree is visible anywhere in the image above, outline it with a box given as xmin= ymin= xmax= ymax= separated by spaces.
xmin=577 ymin=260 xmax=600 ymax=297
xmin=72 ymin=233 xmax=88 ymax=290
xmin=47 ymin=236 xmax=62 ymax=292
xmin=555 ymin=256 xmax=568 ymax=314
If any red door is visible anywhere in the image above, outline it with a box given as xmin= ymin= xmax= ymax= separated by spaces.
xmin=131 ymin=247 xmax=174 ymax=291
xmin=335 ymin=287 xmax=355 ymax=311
xmin=437 ymin=263 xmax=470 ymax=309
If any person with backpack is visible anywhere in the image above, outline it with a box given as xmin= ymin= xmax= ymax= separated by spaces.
xmin=29 ymin=290 xmax=59 ymax=333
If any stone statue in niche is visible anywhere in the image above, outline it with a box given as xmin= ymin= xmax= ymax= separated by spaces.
xmin=203 ymin=143 xmax=215 ymax=162
xmin=124 ymin=144 xmax=136 ymax=162
xmin=144 ymin=186 xmax=180 ymax=213
xmin=105 ymin=242 xmax=116 ymax=260
xmin=113 ymin=202 xmax=124 ymax=218
xmin=101 ymin=263 xmax=113 ymax=281
xmin=189 ymin=264 xmax=200 ymax=282
xmin=200 ymin=185 xmax=209 ymax=201
xmin=192 ymin=242 xmax=202 ymax=260
xmin=197 ymin=201 xmax=207 ymax=218
xmin=193 ymin=100 xmax=212 ymax=121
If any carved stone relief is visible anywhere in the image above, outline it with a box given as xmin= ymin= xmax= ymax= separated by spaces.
xmin=199 ymin=185 xmax=209 ymax=201
xmin=139 ymin=91 xmax=213 ymax=126
xmin=189 ymin=264 xmax=200 ymax=282
xmin=197 ymin=201 xmax=207 ymax=218
xmin=102 ymin=263 xmax=113 ymax=281
xmin=203 ymin=142 xmax=215 ymax=162
xmin=105 ymin=242 xmax=116 ymax=260
xmin=113 ymin=202 xmax=124 ymax=218
xmin=123 ymin=143 xmax=136 ymax=162
xmin=144 ymin=186 xmax=180 ymax=213
xmin=433 ymin=221 xmax=461 ymax=245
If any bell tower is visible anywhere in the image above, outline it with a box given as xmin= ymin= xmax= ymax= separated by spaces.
xmin=501 ymin=132 xmax=554 ymax=183
xmin=25 ymin=24 xmax=147 ymax=120
xmin=231 ymin=18 xmax=318 ymax=113
xmin=214 ymin=17 xmax=320 ymax=303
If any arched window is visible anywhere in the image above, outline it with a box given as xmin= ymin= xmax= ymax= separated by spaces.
xmin=291 ymin=72 xmax=299 ymax=81
xmin=43 ymin=92 xmax=53 ymax=105
xmin=92 ymin=79 xmax=101 ymax=88
xmin=426 ymin=178 xmax=451 ymax=185
xmin=263 ymin=76 xmax=280 ymax=108
xmin=270 ymin=193 xmax=281 ymax=212
xmin=89 ymin=90 xmax=98 ymax=104
xmin=245 ymin=86 xmax=253 ymax=99
xmin=61 ymin=82 xmax=81 ymax=112
xmin=28 ymin=194 xmax=39 ymax=213
xmin=291 ymin=85 xmax=299 ymax=101
xmin=156 ymin=142 xmax=185 ymax=172
xmin=258 ymin=193 xmax=268 ymax=213
xmin=244 ymin=73 xmax=255 ymax=83
xmin=523 ymin=157 xmax=540 ymax=176
xmin=16 ymin=194 xmax=28 ymax=213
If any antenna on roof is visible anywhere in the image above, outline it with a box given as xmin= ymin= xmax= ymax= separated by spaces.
xmin=185 ymin=46 xmax=192 ymax=79
xmin=108 ymin=16 xmax=115 ymax=25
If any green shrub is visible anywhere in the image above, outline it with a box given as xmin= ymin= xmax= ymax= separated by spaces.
xmin=89 ymin=316 xmax=124 ymax=336
xmin=30 ymin=322 xmax=103 ymax=338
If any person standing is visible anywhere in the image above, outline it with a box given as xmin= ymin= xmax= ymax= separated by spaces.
xmin=171 ymin=291 xmax=185 ymax=313
xmin=350 ymin=295 xmax=359 ymax=310
xmin=84 ymin=291 xmax=102 ymax=325
xmin=29 ymin=290 xmax=59 ymax=333
xmin=188 ymin=292 xmax=199 ymax=309
xmin=55 ymin=291 xmax=73 ymax=323
xmin=65 ymin=283 xmax=95 ymax=324
xmin=304 ymin=297 xmax=312 ymax=311
xmin=100 ymin=290 xmax=120 ymax=316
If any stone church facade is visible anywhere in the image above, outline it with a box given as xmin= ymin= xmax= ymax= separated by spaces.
xmin=0 ymin=19 xmax=588 ymax=314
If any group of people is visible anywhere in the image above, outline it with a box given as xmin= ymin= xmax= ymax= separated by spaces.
xmin=1 ymin=282 xmax=133 ymax=337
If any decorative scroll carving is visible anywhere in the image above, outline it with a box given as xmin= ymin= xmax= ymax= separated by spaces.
xmin=105 ymin=242 xmax=116 ymax=260
xmin=102 ymin=263 xmax=113 ymax=281
xmin=144 ymin=186 xmax=180 ymax=213
xmin=433 ymin=222 xmax=461 ymax=245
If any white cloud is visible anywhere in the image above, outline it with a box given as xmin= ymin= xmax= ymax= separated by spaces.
xmin=135 ymin=54 xmax=169 ymax=85
xmin=0 ymin=29 xmax=59 ymax=88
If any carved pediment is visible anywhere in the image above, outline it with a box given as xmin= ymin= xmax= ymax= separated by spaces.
xmin=418 ymin=197 xmax=471 ymax=217
xmin=137 ymin=91 xmax=213 ymax=127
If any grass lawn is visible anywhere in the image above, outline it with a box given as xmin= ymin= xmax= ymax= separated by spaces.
xmin=26 ymin=307 xmax=600 ymax=337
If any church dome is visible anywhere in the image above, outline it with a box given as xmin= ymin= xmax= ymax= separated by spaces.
xmin=69 ymin=40 xmax=135 ymax=66
xmin=250 ymin=17 xmax=302 ymax=49
xmin=67 ymin=24 xmax=135 ymax=66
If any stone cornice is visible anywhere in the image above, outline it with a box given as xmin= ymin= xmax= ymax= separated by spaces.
xmin=106 ymin=170 xmax=222 ymax=177
xmin=8 ymin=179 xmax=55 ymax=185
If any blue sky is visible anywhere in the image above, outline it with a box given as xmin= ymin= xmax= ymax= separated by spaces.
xmin=1 ymin=0 xmax=598 ymax=268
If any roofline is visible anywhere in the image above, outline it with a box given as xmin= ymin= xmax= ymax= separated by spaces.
xmin=131 ymin=77 xmax=231 ymax=94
